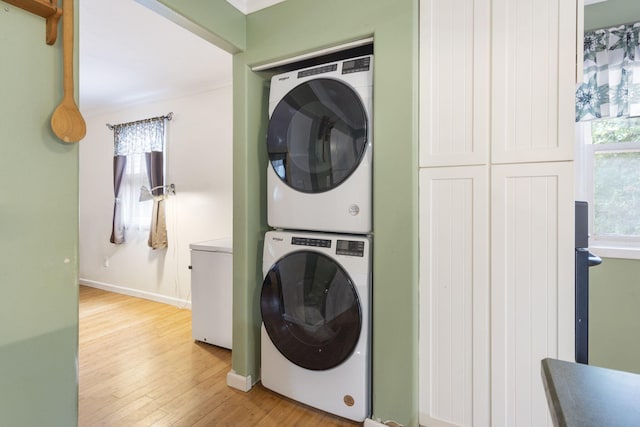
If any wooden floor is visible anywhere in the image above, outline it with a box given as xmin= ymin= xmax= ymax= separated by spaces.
xmin=79 ymin=286 xmax=361 ymax=426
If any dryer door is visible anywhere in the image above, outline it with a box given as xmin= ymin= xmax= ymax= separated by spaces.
xmin=267 ymin=78 xmax=368 ymax=194
xmin=261 ymin=250 xmax=362 ymax=371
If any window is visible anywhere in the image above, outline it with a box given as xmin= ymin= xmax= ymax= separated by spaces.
xmin=577 ymin=116 xmax=640 ymax=258
xmin=120 ymin=153 xmax=153 ymax=231
xmin=109 ymin=114 xmax=169 ymax=248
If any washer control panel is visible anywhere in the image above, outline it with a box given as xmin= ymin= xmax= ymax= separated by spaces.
xmin=291 ymin=237 xmax=331 ymax=248
xmin=336 ymin=240 xmax=365 ymax=257
xmin=290 ymin=236 xmax=366 ymax=257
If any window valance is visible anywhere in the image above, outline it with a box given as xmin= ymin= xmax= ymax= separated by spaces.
xmin=576 ymin=22 xmax=640 ymax=121
xmin=112 ymin=115 xmax=167 ymax=156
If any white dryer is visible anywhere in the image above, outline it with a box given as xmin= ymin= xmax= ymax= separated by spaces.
xmin=260 ymin=230 xmax=371 ymax=421
xmin=266 ymin=55 xmax=373 ymax=234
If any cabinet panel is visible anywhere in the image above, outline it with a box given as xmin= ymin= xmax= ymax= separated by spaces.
xmin=491 ymin=162 xmax=574 ymax=427
xmin=491 ymin=0 xmax=575 ymax=164
xmin=419 ymin=167 xmax=490 ymax=427
xmin=419 ymin=0 xmax=490 ymax=167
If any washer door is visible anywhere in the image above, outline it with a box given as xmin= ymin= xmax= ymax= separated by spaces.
xmin=267 ymin=78 xmax=368 ymax=194
xmin=261 ymin=250 xmax=362 ymax=371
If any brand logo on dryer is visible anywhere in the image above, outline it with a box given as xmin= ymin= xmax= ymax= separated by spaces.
xmin=271 ymin=237 xmax=284 ymax=242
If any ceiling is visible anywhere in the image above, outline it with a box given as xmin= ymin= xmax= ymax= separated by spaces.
xmin=79 ymin=0 xmax=285 ymax=117
xmin=80 ymin=0 xmax=595 ymax=117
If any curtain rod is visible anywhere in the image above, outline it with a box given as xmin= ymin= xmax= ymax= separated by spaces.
xmin=106 ymin=112 xmax=173 ymax=130
xmin=586 ymin=20 xmax=640 ymax=33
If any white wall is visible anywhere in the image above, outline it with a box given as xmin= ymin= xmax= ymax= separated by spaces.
xmin=79 ymin=86 xmax=233 ymax=306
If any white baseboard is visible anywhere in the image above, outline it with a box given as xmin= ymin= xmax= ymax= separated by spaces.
xmin=364 ymin=419 xmax=404 ymax=427
xmin=226 ymin=369 xmax=254 ymax=392
xmin=79 ymin=279 xmax=191 ymax=309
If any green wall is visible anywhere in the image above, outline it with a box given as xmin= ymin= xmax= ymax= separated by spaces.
xmin=138 ymin=0 xmax=246 ymax=53
xmin=584 ymin=0 xmax=640 ymax=30
xmin=584 ymin=0 xmax=640 ymax=375
xmin=589 ymin=258 xmax=640 ymax=374
xmin=0 ymin=3 xmax=78 ymax=425
xmin=163 ymin=0 xmax=419 ymax=424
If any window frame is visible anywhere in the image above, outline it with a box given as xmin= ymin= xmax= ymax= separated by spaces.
xmin=576 ymin=120 xmax=640 ymax=259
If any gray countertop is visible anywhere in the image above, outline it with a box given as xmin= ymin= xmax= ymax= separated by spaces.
xmin=541 ymin=358 xmax=640 ymax=427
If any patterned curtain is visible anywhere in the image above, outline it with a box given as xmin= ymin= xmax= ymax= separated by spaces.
xmin=113 ymin=118 xmax=165 ymax=155
xmin=110 ymin=115 xmax=168 ymax=249
xmin=576 ymin=22 xmax=640 ymax=121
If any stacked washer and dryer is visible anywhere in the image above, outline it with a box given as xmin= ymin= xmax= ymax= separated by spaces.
xmin=260 ymin=55 xmax=374 ymax=422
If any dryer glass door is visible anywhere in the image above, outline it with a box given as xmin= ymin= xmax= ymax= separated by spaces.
xmin=261 ymin=250 xmax=362 ymax=371
xmin=267 ymin=78 xmax=368 ymax=194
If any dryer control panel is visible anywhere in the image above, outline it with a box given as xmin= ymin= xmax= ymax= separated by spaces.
xmin=298 ymin=64 xmax=338 ymax=78
xmin=342 ymin=57 xmax=371 ymax=74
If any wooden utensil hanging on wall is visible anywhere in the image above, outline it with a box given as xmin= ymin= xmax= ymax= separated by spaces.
xmin=51 ymin=0 xmax=86 ymax=143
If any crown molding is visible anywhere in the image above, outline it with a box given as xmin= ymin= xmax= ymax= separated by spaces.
xmin=226 ymin=0 xmax=285 ymax=15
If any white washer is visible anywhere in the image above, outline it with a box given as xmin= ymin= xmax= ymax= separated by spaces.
xmin=260 ymin=230 xmax=371 ymax=421
xmin=266 ymin=55 xmax=373 ymax=234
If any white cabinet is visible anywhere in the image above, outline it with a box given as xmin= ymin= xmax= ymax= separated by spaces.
xmin=419 ymin=0 xmax=578 ymax=425
xmin=490 ymin=163 xmax=574 ymax=427
xmin=419 ymin=166 xmax=490 ymax=427
xmin=491 ymin=0 xmax=576 ymax=164
xmin=190 ymin=239 xmax=233 ymax=350
xmin=419 ymin=0 xmax=490 ymax=167
xmin=419 ymin=163 xmax=574 ymax=427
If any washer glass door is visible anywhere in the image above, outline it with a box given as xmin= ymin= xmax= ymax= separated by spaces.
xmin=267 ymin=78 xmax=368 ymax=193
xmin=261 ymin=250 xmax=362 ymax=371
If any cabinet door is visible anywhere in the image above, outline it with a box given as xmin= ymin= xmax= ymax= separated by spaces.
xmin=419 ymin=0 xmax=490 ymax=167
xmin=419 ymin=166 xmax=490 ymax=427
xmin=491 ymin=0 xmax=576 ymax=164
xmin=491 ymin=162 xmax=574 ymax=427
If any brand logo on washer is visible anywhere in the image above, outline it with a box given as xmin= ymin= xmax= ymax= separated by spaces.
xmin=348 ymin=204 xmax=360 ymax=216
xmin=278 ymin=76 xmax=290 ymax=81
xmin=272 ymin=237 xmax=284 ymax=242
xmin=343 ymin=395 xmax=355 ymax=407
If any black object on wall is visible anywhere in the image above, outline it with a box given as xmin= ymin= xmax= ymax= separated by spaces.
xmin=575 ymin=201 xmax=602 ymax=364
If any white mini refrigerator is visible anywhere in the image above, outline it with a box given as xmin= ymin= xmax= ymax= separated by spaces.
xmin=189 ymin=238 xmax=232 ymax=349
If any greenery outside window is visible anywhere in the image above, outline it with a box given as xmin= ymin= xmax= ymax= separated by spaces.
xmin=577 ymin=117 xmax=640 ymax=258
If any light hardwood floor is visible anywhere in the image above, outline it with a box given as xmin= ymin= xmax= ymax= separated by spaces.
xmin=79 ymin=285 xmax=362 ymax=426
